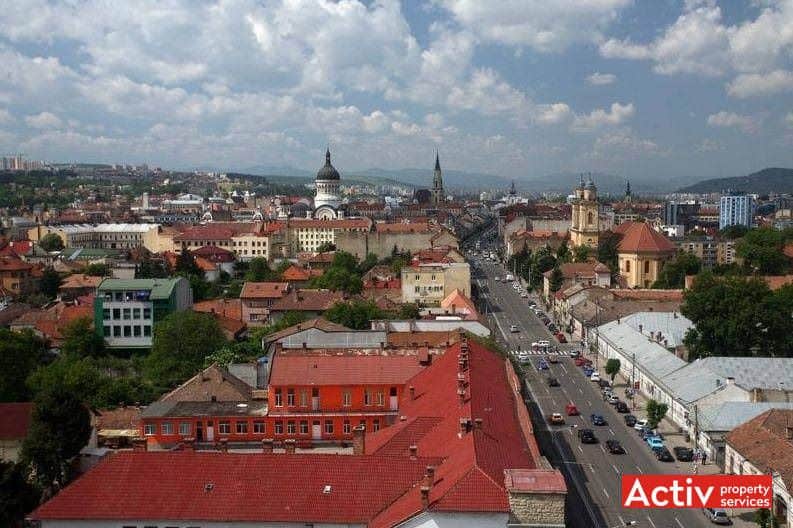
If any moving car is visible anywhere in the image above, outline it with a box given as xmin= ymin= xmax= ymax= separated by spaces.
xmin=605 ymin=439 xmax=625 ymax=454
xmin=623 ymin=414 xmax=637 ymax=427
xmin=633 ymin=419 xmax=649 ymax=431
xmin=537 ymin=340 xmax=550 ymax=348
xmin=590 ymin=414 xmax=607 ymax=426
xmin=656 ymin=447 xmax=675 ymax=462
xmin=590 ymin=372 xmax=601 ymax=382
xmin=615 ymin=401 xmax=630 ymax=413
xmin=565 ymin=403 xmax=580 ymax=416
xmin=537 ymin=359 xmax=549 ymax=370
xmin=547 ymin=377 xmax=560 ymax=387
xmin=548 ymin=413 xmax=565 ymax=425
xmin=578 ymin=428 xmax=598 ymax=444
xmin=510 ymin=324 xmax=519 ymax=333
xmin=673 ymin=446 xmax=695 ymax=462
xmin=703 ymin=508 xmax=731 ymax=525
xmin=646 ymin=437 xmax=664 ymax=450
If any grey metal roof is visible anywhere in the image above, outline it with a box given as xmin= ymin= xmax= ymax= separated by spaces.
xmin=622 ymin=311 xmax=693 ymax=348
xmin=142 ymin=400 xmax=268 ymax=418
xmin=372 ymin=320 xmax=490 ymax=336
xmin=597 ymin=319 xmax=687 ymax=379
xmin=279 ymin=328 xmax=388 ymax=349
xmin=697 ymin=357 xmax=793 ymax=391
xmin=697 ymin=402 xmax=793 ymax=432
xmin=227 ymin=363 xmax=258 ymax=389
xmin=659 ymin=361 xmax=726 ymax=404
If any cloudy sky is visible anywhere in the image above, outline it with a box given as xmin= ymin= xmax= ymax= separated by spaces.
xmin=0 ymin=0 xmax=792 ymax=183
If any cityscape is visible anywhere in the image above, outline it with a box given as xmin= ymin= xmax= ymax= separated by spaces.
xmin=1 ymin=2 xmax=793 ymax=528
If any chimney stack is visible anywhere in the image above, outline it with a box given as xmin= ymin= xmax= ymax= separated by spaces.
xmin=218 ymin=438 xmax=229 ymax=453
xmin=284 ymin=439 xmax=296 ymax=454
xmin=409 ymin=386 xmax=415 ymax=400
xmin=423 ymin=465 xmax=436 ymax=488
xmin=457 ymin=387 xmax=466 ymax=404
xmin=638 ymin=324 xmax=643 ymax=333
xmin=262 ymin=438 xmax=274 ymax=453
xmin=409 ymin=444 xmax=418 ymax=459
xmin=474 ymin=417 xmax=483 ymax=429
xmin=132 ymin=437 xmax=148 ymax=452
xmin=459 ymin=417 xmax=471 ymax=434
xmin=353 ymin=425 xmax=366 ymax=455
xmin=420 ymin=486 xmax=430 ymax=508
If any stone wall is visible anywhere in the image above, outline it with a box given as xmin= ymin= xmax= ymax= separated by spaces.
xmin=508 ymin=492 xmax=566 ymax=527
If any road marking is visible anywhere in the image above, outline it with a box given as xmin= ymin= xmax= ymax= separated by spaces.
xmin=612 ymin=464 xmax=620 ymax=475
xmin=578 ymin=387 xmax=584 ymax=394
xmin=674 ymin=516 xmax=684 ymax=528
xmin=577 ymin=445 xmax=584 ymax=454
xmin=589 ymin=464 xmax=595 ymax=474
xmin=599 ymin=444 xmax=606 ymax=454
xmin=560 ymin=364 xmax=567 ymax=374
xmin=618 ymin=516 xmax=626 ymax=527
xmin=602 ymin=487 xmax=609 ymax=499
xmin=636 ymin=465 xmax=643 ymax=473
xmin=609 ymin=428 xmax=615 ymax=436
xmin=646 ymin=515 xmax=657 ymax=528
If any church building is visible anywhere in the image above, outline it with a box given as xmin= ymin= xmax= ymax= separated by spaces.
xmin=313 ymin=148 xmax=344 ymax=220
xmin=430 ymin=150 xmax=444 ymax=205
xmin=570 ymin=175 xmax=600 ymax=248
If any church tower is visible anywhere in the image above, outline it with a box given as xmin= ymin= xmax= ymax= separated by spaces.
xmin=431 ymin=150 xmax=444 ymax=205
xmin=570 ymin=174 xmax=600 ymax=248
xmin=314 ymin=148 xmax=342 ymax=219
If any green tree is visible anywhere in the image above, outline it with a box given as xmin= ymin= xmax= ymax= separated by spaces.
xmin=84 ymin=263 xmax=110 ymax=276
xmin=39 ymin=267 xmax=62 ymax=298
xmin=324 ymin=299 xmax=385 ymax=330
xmin=204 ymin=347 xmax=244 ymax=368
xmin=245 ymin=257 xmax=276 ymax=282
xmin=21 ymin=386 xmax=91 ymax=490
xmin=144 ymin=311 xmax=227 ymax=388
xmin=174 ymin=250 xmax=202 ymax=276
xmin=753 ymin=508 xmax=777 ymax=528
xmin=0 ymin=329 xmax=48 ymax=402
xmin=597 ymin=231 xmax=622 ymax=270
xmin=316 ymin=242 xmax=336 ymax=252
xmin=397 ymin=302 xmax=421 ymax=320
xmin=605 ymin=358 xmax=621 ymax=382
xmin=358 ymin=252 xmax=379 ymax=274
xmin=330 ymin=251 xmax=359 ymax=273
xmin=136 ymin=255 xmax=168 ymax=279
xmin=548 ymin=266 xmax=564 ymax=293
xmin=38 ymin=233 xmax=64 ymax=252
xmin=556 ymin=240 xmax=571 ymax=263
xmin=645 ymin=399 xmax=668 ymax=429
xmin=572 ymin=244 xmax=591 ymax=263
xmin=60 ymin=317 xmax=105 ymax=359
xmin=27 ymin=357 xmax=105 ymax=407
xmin=0 ymin=461 xmax=40 ymax=528
xmin=720 ymin=224 xmax=749 ymax=240
xmin=653 ymin=251 xmax=701 ymax=289
xmin=311 ymin=266 xmax=363 ymax=294
xmin=736 ymin=227 xmax=792 ymax=275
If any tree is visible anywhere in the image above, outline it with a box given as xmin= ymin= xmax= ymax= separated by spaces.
xmin=0 ymin=461 xmax=40 ymax=528
xmin=60 ymin=317 xmax=105 ymax=359
xmin=736 ymin=227 xmax=792 ymax=275
xmin=754 ymin=508 xmax=779 ymax=528
xmin=174 ymin=250 xmax=202 ymax=276
xmin=397 ymin=302 xmax=421 ymax=320
xmin=324 ymin=299 xmax=385 ymax=330
xmin=316 ymin=242 xmax=336 ymax=252
xmin=556 ymin=240 xmax=571 ymax=263
xmin=653 ymin=251 xmax=701 ymax=289
xmin=38 ymin=233 xmax=64 ymax=252
xmin=39 ymin=267 xmax=62 ymax=298
xmin=330 ymin=251 xmax=359 ymax=273
xmin=84 ymin=263 xmax=110 ymax=276
xmin=605 ymin=358 xmax=621 ymax=382
xmin=597 ymin=231 xmax=622 ymax=270
xmin=144 ymin=311 xmax=227 ymax=388
xmin=136 ymin=255 xmax=168 ymax=279
xmin=548 ymin=266 xmax=564 ymax=293
xmin=0 ymin=329 xmax=48 ymax=402
xmin=21 ymin=386 xmax=91 ymax=490
xmin=311 ymin=266 xmax=363 ymax=294
xmin=572 ymin=244 xmax=591 ymax=263
xmin=721 ymin=224 xmax=749 ymax=240
xmin=245 ymin=257 xmax=275 ymax=282
xmin=204 ymin=347 xmax=244 ymax=368
xmin=358 ymin=252 xmax=378 ymax=274
xmin=645 ymin=399 xmax=668 ymax=429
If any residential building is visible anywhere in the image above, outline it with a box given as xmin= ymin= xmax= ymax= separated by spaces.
xmin=240 ymin=281 xmax=290 ymax=325
xmin=401 ymin=262 xmax=471 ymax=306
xmin=28 ymin=223 xmax=160 ymax=250
xmin=287 ymin=217 xmax=372 ymax=253
xmin=725 ymin=409 xmax=793 ymax=528
xmin=507 ymin=229 xmax=568 ymax=257
xmin=664 ymin=200 xmax=700 ymax=232
xmin=0 ymin=402 xmax=32 ymax=462
xmin=719 ymin=192 xmax=755 ymax=229
xmin=543 ymin=261 xmax=611 ymax=301
xmin=570 ymin=176 xmax=599 ymax=248
xmin=268 ymin=289 xmax=345 ymax=322
xmin=0 ymin=256 xmax=35 ymax=296
xmin=614 ymin=221 xmax=676 ymax=288
xmin=58 ymin=273 xmax=103 ymax=300
xmin=94 ymin=278 xmax=193 ymax=349
xmin=678 ymin=237 xmax=735 ymax=268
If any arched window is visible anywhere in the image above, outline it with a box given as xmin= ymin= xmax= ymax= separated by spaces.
xmin=625 ymin=260 xmax=631 ymax=273
xmin=587 ymin=211 xmax=594 ymax=225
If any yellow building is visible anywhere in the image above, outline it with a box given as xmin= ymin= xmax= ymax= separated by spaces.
xmin=614 ymin=222 xmax=676 ymax=288
xmin=570 ymin=176 xmax=599 ymax=248
xmin=401 ymin=262 xmax=471 ymax=306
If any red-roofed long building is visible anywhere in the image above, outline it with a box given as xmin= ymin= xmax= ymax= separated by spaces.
xmin=32 ymin=339 xmax=566 ymax=528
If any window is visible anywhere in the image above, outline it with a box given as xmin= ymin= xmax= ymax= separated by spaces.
xmin=179 ymin=422 xmax=191 ymax=435
xmin=275 ymin=389 xmax=283 ymax=407
xmin=287 ymin=388 xmax=295 ymax=406
xmin=113 ymin=308 xmax=121 ymax=319
xmin=625 ymin=260 xmax=631 ymax=273
xmin=143 ymin=325 xmax=152 ymax=337
xmin=161 ymin=422 xmax=173 ymax=435
xmin=254 ymin=421 xmax=265 ymax=434
xmin=123 ymin=308 xmax=131 ymax=320
xmin=343 ymin=420 xmax=351 ymax=434
xmin=275 ymin=421 xmax=283 ymax=435
xmin=114 ymin=292 xmax=123 ymax=301
xmin=376 ymin=391 xmax=384 ymax=406
xmin=415 ymin=286 xmax=420 ymax=293
xmin=300 ymin=390 xmax=308 ymax=407
xmin=133 ymin=308 xmax=141 ymax=319
xmin=236 ymin=421 xmax=248 ymax=434
xmin=113 ymin=326 xmax=121 ymax=337
xmin=144 ymin=423 xmax=156 ymax=435
xmin=364 ymin=390 xmax=371 ymax=406
xmin=103 ymin=308 xmax=110 ymax=320
xmin=342 ymin=390 xmax=352 ymax=407
xmin=287 ymin=421 xmax=296 ymax=434
xmin=300 ymin=420 xmax=308 ymax=434
xmin=133 ymin=325 xmax=142 ymax=337
xmin=373 ymin=419 xmax=380 ymax=432
xmin=103 ymin=326 xmax=111 ymax=337
xmin=644 ymin=260 xmax=650 ymax=274
xmin=143 ymin=307 xmax=151 ymax=319
xmin=324 ymin=420 xmax=334 ymax=434
xmin=123 ymin=325 xmax=132 ymax=337
xmin=218 ymin=421 xmax=230 ymax=434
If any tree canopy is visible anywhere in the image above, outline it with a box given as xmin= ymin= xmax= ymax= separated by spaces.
xmin=0 ymin=329 xmax=48 ymax=402
xmin=310 ymin=251 xmax=364 ymax=294
xmin=735 ymin=227 xmax=793 ymax=275
xmin=245 ymin=257 xmax=278 ymax=282
xmin=38 ymin=233 xmax=64 ymax=252
xmin=653 ymin=251 xmax=701 ymax=289
xmin=324 ymin=299 xmax=385 ymax=329
xmin=39 ymin=267 xmax=62 ymax=298
xmin=60 ymin=317 xmax=106 ymax=359
xmin=645 ymin=399 xmax=668 ymax=429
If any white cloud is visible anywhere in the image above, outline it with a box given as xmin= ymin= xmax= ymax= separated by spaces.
xmin=572 ymin=102 xmax=635 ymax=131
xmin=727 ymin=70 xmax=793 ymax=98
xmin=0 ymin=108 xmax=13 ymax=124
xmin=439 ymin=0 xmax=631 ymax=52
xmin=586 ymin=72 xmax=617 ymax=85
xmin=25 ymin=111 xmax=63 ymax=129
xmin=535 ymin=103 xmax=572 ymax=125
xmin=785 ymin=112 xmax=793 ymax=128
xmin=593 ymin=132 xmax=659 ymax=157
xmin=707 ymin=111 xmax=758 ymax=133
xmin=695 ymin=138 xmax=724 ymax=152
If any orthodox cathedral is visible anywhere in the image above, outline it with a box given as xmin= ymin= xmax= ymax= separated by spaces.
xmin=313 ymin=148 xmax=344 ymax=220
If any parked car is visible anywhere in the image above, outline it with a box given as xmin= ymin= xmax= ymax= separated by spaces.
xmin=633 ymin=419 xmax=649 ymax=431
xmin=547 ymin=355 xmax=559 ymax=364
xmin=598 ymin=379 xmax=611 ymax=388
xmin=590 ymin=414 xmax=607 ymax=426
xmin=623 ymin=414 xmax=637 ymax=427
xmin=673 ymin=447 xmax=695 ymax=462
xmin=537 ymin=359 xmax=549 ymax=370
xmin=656 ymin=447 xmax=675 ymax=462
xmin=565 ymin=403 xmax=580 ymax=416
xmin=590 ymin=372 xmax=601 ymax=382
xmin=607 ymin=394 xmax=620 ymax=404
xmin=510 ymin=324 xmax=519 ymax=332
xmin=646 ymin=437 xmax=664 ymax=450
xmin=520 ymin=291 xmax=529 ymax=298
xmin=703 ymin=508 xmax=732 ymax=525
xmin=574 ymin=357 xmax=591 ymax=367
xmin=605 ymin=439 xmax=625 ymax=454
xmin=528 ymin=301 xmax=536 ymax=308
xmin=569 ymin=350 xmax=580 ymax=358
xmin=548 ymin=413 xmax=565 ymax=425
xmin=615 ymin=401 xmax=630 ymax=413
xmin=555 ymin=332 xmax=567 ymax=343
xmin=548 ymin=324 xmax=557 ymax=333
xmin=578 ymin=428 xmax=598 ymax=444
xmin=537 ymin=340 xmax=550 ymax=348
xmin=547 ymin=377 xmax=560 ymax=387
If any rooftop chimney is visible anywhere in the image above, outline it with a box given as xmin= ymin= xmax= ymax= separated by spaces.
xmin=457 ymin=387 xmax=466 ymax=404
xmin=132 ymin=437 xmax=148 ymax=452
xmin=409 ymin=386 xmax=416 ymax=400
xmin=424 ymin=465 xmax=436 ymax=488
xmin=262 ymin=438 xmax=274 ymax=453
xmin=459 ymin=417 xmax=471 ymax=434
xmin=409 ymin=444 xmax=418 ymax=459
xmin=284 ymin=439 xmax=296 ymax=454
xmin=420 ymin=486 xmax=430 ymax=508
xmin=638 ymin=324 xmax=643 ymax=333
xmin=474 ymin=417 xmax=483 ymax=429
xmin=353 ymin=425 xmax=366 ymax=455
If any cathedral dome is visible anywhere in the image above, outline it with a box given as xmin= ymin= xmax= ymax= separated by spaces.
xmin=316 ymin=148 xmax=340 ymax=181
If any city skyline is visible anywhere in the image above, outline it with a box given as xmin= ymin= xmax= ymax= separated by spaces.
xmin=0 ymin=1 xmax=792 ymax=182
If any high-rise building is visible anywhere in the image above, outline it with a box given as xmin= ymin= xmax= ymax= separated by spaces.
xmin=570 ymin=175 xmax=599 ymax=248
xmin=719 ymin=193 xmax=755 ymax=230
xmin=664 ymin=200 xmax=700 ymax=231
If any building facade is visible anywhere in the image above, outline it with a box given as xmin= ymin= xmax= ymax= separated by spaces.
xmin=94 ymin=278 xmax=193 ymax=349
xmin=615 ymin=222 xmax=676 ymax=288
xmin=29 ymin=223 xmax=160 ymax=250
xmin=431 ymin=151 xmax=444 ymax=206
xmin=313 ymin=149 xmax=342 ymax=220
xmin=401 ymin=262 xmax=471 ymax=306
xmin=719 ymin=193 xmax=755 ymax=229
xmin=570 ymin=176 xmax=599 ymax=248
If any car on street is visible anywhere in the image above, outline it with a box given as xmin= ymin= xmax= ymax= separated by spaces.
xmin=673 ymin=447 xmax=695 ymax=462
xmin=647 ymin=437 xmax=664 ymax=450
xmin=607 ymin=394 xmax=620 ymax=404
xmin=615 ymin=401 xmax=630 ymax=413
xmin=537 ymin=359 xmax=549 ymax=370
xmin=520 ymin=291 xmax=529 ymax=298
xmin=537 ymin=340 xmax=550 ymax=348
xmin=583 ymin=366 xmax=594 ymax=377
xmin=509 ymin=324 xmax=519 ymax=332
xmin=590 ymin=372 xmax=601 ymax=382
xmin=656 ymin=447 xmax=675 ymax=462
xmin=565 ymin=403 xmax=579 ymax=416
xmin=569 ymin=349 xmax=580 ymax=358
xmin=555 ymin=332 xmax=567 ymax=343
xmin=528 ymin=301 xmax=536 ymax=307
xmin=548 ymin=324 xmax=557 ymax=333
xmin=578 ymin=428 xmax=598 ymax=444
xmin=547 ymin=355 xmax=559 ymax=364
xmin=623 ymin=414 xmax=637 ymax=427
xmin=597 ymin=379 xmax=611 ymax=388
xmin=590 ymin=414 xmax=607 ymax=426
xmin=548 ymin=413 xmax=565 ymax=425
xmin=605 ymin=439 xmax=625 ymax=454
xmin=703 ymin=508 xmax=731 ymax=525
xmin=633 ymin=418 xmax=649 ymax=431
xmin=574 ymin=357 xmax=591 ymax=367
xmin=547 ymin=377 xmax=560 ymax=387
xmin=494 ymin=276 xmax=501 ymax=282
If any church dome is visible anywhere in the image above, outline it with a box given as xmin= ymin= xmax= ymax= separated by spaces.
xmin=316 ymin=148 xmax=340 ymax=181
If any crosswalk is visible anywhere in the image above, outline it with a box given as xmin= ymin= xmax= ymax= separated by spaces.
xmin=510 ymin=349 xmax=567 ymax=356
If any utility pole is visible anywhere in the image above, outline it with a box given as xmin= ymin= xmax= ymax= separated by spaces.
xmin=631 ymin=351 xmax=636 ymax=410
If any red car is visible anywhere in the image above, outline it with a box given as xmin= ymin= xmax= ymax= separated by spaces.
xmin=565 ymin=403 xmax=580 ymax=416
xmin=555 ymin=332 xmax=567 ymax=343
xmin=574 ymin=357 xmax=592 ymax=367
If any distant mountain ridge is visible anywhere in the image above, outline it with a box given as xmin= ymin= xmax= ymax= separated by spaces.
xmin=676 ymin=168 xmax=793 ymax=194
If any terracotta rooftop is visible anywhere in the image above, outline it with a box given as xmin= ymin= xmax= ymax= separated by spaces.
xmin=59 ymin=273 xmax=103 ymax=291
xmin=615 ymin=222 xmax=676 ymax=254
xmin=269 ymin=354 xmax=424 ymax=386
xmin=192 ymin=298 xmax=243 ymax=321
xmin=0 ymin=402 xmax=33 ymax=440
xmin=240 ymin=282 xmax=289 ymax=299
xmin=263 ymin=317 xmax=351 ymax=343
xmin=270 ymin=289 xmax=344 ymax=312
xmin=726 ymin=409 xmax=793 ymax=490
xmin=281 ymin=264 xmax=312 ymax=282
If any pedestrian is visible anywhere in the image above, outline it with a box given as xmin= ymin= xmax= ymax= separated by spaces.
xmin=702 ymin=452 xmax=707 ymax=465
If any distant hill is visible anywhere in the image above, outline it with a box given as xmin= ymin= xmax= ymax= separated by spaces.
xmin=676 ymin=168 xmax=793 ymax=194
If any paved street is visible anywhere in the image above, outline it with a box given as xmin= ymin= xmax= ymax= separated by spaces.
xmin=472 ymin=257 xmax=713 ymax=528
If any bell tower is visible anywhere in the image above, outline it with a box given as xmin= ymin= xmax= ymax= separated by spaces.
xmin=570 ymin=174 xmax=599 ymax=248
xmin=431 ymin=150 xmax=444 ymax=206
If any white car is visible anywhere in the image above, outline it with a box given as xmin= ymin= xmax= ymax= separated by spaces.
xmin=633 ymin=419 xmax=649 ymax=431
xmin=590 ymin=372 xmax=601 ymax=382
xmin=494 ymin=276 xmax=500 ymax=282
xmin=537 ymin=340 xmax=550 ymax=348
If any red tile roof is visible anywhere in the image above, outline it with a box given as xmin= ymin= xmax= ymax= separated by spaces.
xmin=193 ymin=298 xmax=243 ymax=321
xmin=59 ymin=273 xmax=103 ymax=291
xmin=0 ymin=255 xmax=34 ymax=272
xmin=269 ymin=355 xmax=424 ymax=386
xmin=0 ymin=402 xmax=33 ymax=440
xmin=726 ymin=409 xmax=793 ymax=490
xmin=616 ymin=222 xmax=676 ymax=254
xmin=281 ymin=264 xmax=311 ymax=281
xmin=270 ymin=289 xmax=344 ymax=312
xmin=240 ymin=282 xmax=289 ymax=299
xmin=193 ymin=245 xmax=236 ymax=263
xmin=31 ymin=452 xmax=429 ymax=524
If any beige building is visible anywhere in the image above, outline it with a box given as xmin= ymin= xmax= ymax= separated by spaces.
xmin=678 ymin=237 xmax=735 ymax=268
xmin=29 ymin=223 xmax=161 ymax=251
xmin=401 ymin=262 xmax=471 ymax=306
xmin=570 ymin=177 xmax=599 ymax=248
xmin=615 ymin=222 xmax=676 ymax=288
xmin=239 ymin=282 xmax=289 ymax=326
xmin=285 ymin=217 xmax=372 ymax=254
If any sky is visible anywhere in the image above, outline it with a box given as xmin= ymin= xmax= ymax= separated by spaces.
xmin=0 ymin=0 xmax=792 ymax=184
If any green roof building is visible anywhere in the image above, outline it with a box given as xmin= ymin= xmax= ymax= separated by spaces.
xmin=94 ymin=278 xmax=193 ymax=349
